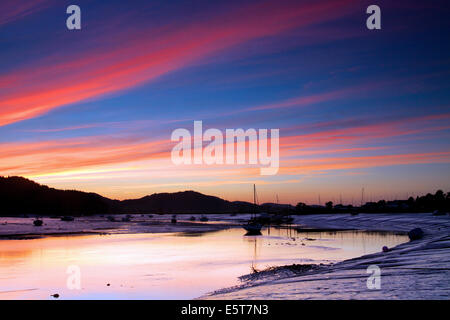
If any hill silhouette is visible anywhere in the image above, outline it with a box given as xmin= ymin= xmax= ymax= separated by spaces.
xmin=0 ymin=176 xmax=113 ymax=216
xmin=2 ymin=176 xmax=447 ymax=217
xmin=0 ymin=176 xmax=257 ymax=216
xmin=121 ymin=191 xmax=258 ymax=214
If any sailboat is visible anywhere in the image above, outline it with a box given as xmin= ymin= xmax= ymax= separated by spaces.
xmin=243 ymin=184 xmax=262 ymax=234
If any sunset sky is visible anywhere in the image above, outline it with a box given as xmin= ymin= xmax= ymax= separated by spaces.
xmin=1 ymin=0 xmax=449 ymax=205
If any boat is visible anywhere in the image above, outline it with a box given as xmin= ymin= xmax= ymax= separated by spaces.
xmin=433 ymin=210 xmax=447 ymax=216
xmin=242 ymin=184 xmax=262 ymax=235
xmin=171 ymin=215 xmax=177 ymax=223
xmin=33 ymin=219 xmax=43 ymax=226
xmin=199 ymin=215 xmax=208 ymax=222
xmin=121 ymin=214 xmax=132 ymax=222
xmin=189 ymin=216 xmax=196 ymax=221
xmin=282 ymin=214 xmax=294 ymax=224
xmin=243 ymin=223 xmax=262 ymax=234
xmin=61 ymin=216 xmax=74 ymax=221
xmin=107 ymin=215 xmax=116 ymax=222
xmin=243 ymin=218 xmax=262 ymax=234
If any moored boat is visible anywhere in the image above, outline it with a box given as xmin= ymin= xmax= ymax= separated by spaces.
xmin=121 ymin=214 xmax=132 ymax=222
xmin=243 ymin=222 xmax=262 ymax=234
xmin=242 ymin=184 xmax=262 ymax=235
xmin=433 ymin=209 xmax=447 ymax=216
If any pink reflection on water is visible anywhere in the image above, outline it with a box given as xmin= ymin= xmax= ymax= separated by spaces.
xmin=0 ymin=227 xmax=408 ymax=299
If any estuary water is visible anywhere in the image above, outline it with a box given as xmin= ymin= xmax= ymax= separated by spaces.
xmin=0 ymin=226 xmax=409 ymax=299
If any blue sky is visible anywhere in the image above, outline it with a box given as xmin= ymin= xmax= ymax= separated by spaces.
xmin=0 ymin=0 xmax=449 ymax=204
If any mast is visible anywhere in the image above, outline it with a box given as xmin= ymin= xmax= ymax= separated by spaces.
xmin=361 ymin=187 xmax=365 ymax=207
xmin=253 ymin=184 xmax=256 ymax=219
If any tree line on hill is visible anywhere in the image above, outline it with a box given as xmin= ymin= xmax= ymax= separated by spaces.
xmin=294 ymin=190 xmax=450 ymax=214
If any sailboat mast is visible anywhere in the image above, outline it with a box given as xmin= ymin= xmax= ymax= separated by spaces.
xmin=253 ymin=184 xmax=256 ymax=219
xmin=361 ymin=187 xmax=365 ymax=207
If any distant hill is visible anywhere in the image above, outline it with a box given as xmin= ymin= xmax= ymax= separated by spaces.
xmin=120 ymin=191 xmax=258 ymax=214
xmin=0 ymin=176 xmax=258 ymax=216
xmin=0 ymin=176 xmax=113 ymax=216
xmin=261 ymin=202 xmax=295 ymax=213
xmin=2 ymin=176 xmax=447 ymax=216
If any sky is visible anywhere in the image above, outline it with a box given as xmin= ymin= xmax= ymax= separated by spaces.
xmin=0 ymin=0 xmax=449 ymax=205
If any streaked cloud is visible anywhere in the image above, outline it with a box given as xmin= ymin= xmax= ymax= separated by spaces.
xmin=0 ymin=0 xmax=358 ymax=126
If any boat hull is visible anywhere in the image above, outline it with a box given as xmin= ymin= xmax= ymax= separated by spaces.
xmin=242 ymin=223 xmax=262 ymax=233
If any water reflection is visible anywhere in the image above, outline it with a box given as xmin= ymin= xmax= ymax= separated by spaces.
xmin=0 ymin=227 xmax=408 ymax=299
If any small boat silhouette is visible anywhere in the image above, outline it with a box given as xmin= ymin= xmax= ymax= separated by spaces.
xmin=243 ymin=223 xmax=262 ymax=234
xmin=244 ymin=229 xmax=262 ymax=236
xmin=242 ymin=184 xmax=262 ymax=235
xmin=121 ymin=214 xmax=132 ymax=222
xmin=433 ymin=210 xmax=447 ymax=216
xmin=33 ymin=219 xmax=43 ymax=226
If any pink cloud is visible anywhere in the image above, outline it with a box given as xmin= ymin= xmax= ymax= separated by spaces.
xmin=0 ymin=0 xmax=358 ymax=126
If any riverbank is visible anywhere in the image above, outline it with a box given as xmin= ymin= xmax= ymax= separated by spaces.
xmin=0 ymin=217 xmax=410 ymax=299
xmin=202 ymin=213 xmax=450 ymax=299
xmin=0 ymin=214 xmax=246 ymax=239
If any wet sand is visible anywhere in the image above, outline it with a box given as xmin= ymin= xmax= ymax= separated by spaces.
xmin=1 ymin=213 xmax=447 ymax=299
xmin=203 ymin=213 xmax=450 ymax=300
xmin=0 ymin=214 xmax=411 ymax=300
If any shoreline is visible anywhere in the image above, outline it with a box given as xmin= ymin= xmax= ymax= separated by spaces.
xmin=0 ymin=214 xmax=245 ymax=239
xmin=202 ymin=213 xmax=450 ymax=300
xmin=0 ymin=231 xmax=104 ymax=240
xmin=1 ymin=213 xmax=448 ymax=299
